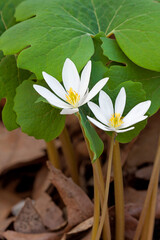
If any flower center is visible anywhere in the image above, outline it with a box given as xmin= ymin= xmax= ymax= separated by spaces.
xmin=109 ymin=113 xmax=123 ymax=128
xmin=65 ymin=87 xmax=80 ymax=107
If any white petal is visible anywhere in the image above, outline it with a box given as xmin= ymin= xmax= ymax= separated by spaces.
xmin=62 ymin=58 xmax=80 ymax=92
xmin=84 ymin=77 xmax=109 ymax=103
xmin=78 ymin=61 xmax=91 ymax=98
xmin=99 ymin=90 xmax=114 ymax=123
xmin=121 ymin=115 xmax=148 ymax=129
xmin=87 ymin=116 xmax=112 ymax=132
xmin=78 ymin=89 xmax=89 ymax=106
xmin=122 ymin=100 xmax=151 ymax=127
xmin=116 ymin=127 xmax=135 ymax=133
xmin=115 ymin=87 xmax=126 ymax=116
xmin=88 ymin=101 xmax=107 ymax=125
xmin=42 ymin=71 xmax=67 ymax=100
xmin=60 ymin=108 xmax=79 ymax=115
xmin=33 ymin=85 xmax=71 ymax=109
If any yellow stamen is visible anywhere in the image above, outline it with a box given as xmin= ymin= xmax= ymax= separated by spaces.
xmin=109 ymin=113 xmax=123 ymax=128
xmin=65 ymin=87 xmax=80 ymax=107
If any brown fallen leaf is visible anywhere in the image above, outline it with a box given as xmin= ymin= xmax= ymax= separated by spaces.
xmin=0 ymin=123 xmax=45 ymax=174
xmin=0 ymin=217 xmax=15 ymax=232
xmin=125 ymin=203 xmax=142 ymax=220
xmin=81 ymin=230 xmax=92 ymax=240
xmin=125 ymin=188 xmax=160 ymax=219
xmin=48 ymin=162 xmax=94 ymax=231
xmin=109 ymin=206 xmax=138 ymax=240
xmin=135 ymin=165 xmax=153 ymax=180
xmin=32 ymin=165 xmax=52 ymax=200
xmin=65 ymin=115 xmax=80 ymax=136
xmin=125 ymin=214 xmax=138 ymax=240
xmin=35 ymin=192 xmax=66 ymax=231
xmin=155 ymin=190 xmax=160 ymax=219
xmin=61 ymin=217 xmax=93 ymax=240
xmin=14 ymin=198 xmax=46 ymax=233
xmin=124 ymin=187 xmax=146 ymax=206
xmin=0 ymin=188 xmax=21 ymax=221
xmin=125 ymin=111 xmax=160 ymax=172
xmin=2 ymin=230 xmax=61 ymax=240
xmin=76 ymin=141 xmax=88 ymax=158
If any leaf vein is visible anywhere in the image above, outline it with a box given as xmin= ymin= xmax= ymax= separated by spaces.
xmin=90 ymin=0 xmax=101 ymax=32
xmin=105 ymin=0 xmax=126 ymax=35
xmin=59 ymin=6 xmax=95 ymax=34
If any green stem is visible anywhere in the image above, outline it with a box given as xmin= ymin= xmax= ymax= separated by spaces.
xmin=92 ymin=168 xmax=100 ymax=240
xmin=46 ymin=140 xmax=61 ymax=169
xmin=113 ymin=140 xmax=125 ymax=240
xmin=92 ymin=161 xmax=111 ymax=240
xmin=95 ymin=133 xmax=115 ymax=240
xmin=77 ymin=113 xmax=110 ymax=240
xmin=134 ymin=136 xmax=160 ymax=240
xmin=59 ymin=127 xmax=79 ymax=184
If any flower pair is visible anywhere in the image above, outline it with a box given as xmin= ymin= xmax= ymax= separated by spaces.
xmin=33 ymin=59 xmax=151 ymax=133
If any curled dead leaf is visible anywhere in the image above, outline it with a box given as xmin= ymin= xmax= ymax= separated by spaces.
xmin=2 ymin=230 xmax=61 ymax=240
xmin=48 ymin=162 xmax=93 ymax=231
xmin=35 ymin=193 xmax=67 ymax=231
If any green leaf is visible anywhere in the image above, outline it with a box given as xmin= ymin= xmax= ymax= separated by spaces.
xmin=102 ymin=81 xmax=147 ymax=143
xmin=14 ymin=80 xmax=66 ymax=141
xmin=0 ymin=0 xmax=160 ymax=79
xmin=79 ymin=108 xmax=104 ymax=162
xmin=101 ymin=38 xmax=160 ymax=115
xmin=0 ymin=0 xmax=30 ymax=130
xmin=0 ymin=55 xmax=30 ymax=130
xmin=0 ymin=0 xmax=24 ymax=35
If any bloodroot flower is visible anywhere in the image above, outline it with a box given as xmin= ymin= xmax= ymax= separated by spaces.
xmin=33 ymin=58 xmax=109 ymax=115
xmin=87 ymin=87 xmax=151 ymax=133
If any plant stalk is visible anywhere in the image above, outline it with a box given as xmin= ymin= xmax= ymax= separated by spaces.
xmin=133 ymin=136 xmax=160 ymax=240
xmin=92 ymin=168 xmax=100 ymax=240
xmin=77 ymin=113 xmax=110 ymax=240
xmin=95 ymin=132 xmax=115 ymax=240
xmin=46 ymin=140 xmax=61 ymax=169
xmin=146 ymin=173 xmax=158 ymax=240
xmin=59 ymin=127 xmax=79 ymax=184
xmin=113 ymin=140 xmax=125 ymax=240
xmin=92 ymin=160 xmax=111 ymax=240
xmin=140 ymin=177 xmax=158 ymax=240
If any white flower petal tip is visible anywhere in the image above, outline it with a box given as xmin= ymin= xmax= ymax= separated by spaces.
xmin=115 ymin=87 xmax=126 ymax=117
xmin=87 ymin=88 xmax=151 ymax=134
xmin=60 ymin=108 xmax=78 ymax=115
xmin=33 ymin=58 xmax=108 ymax=115
xmin=84 ymin=77 xmax=109 ymax=103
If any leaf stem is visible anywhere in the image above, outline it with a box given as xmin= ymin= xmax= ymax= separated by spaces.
xmin=113 ymin=140 xmax=125 ymax=240
xmin=95 ymin=132 xmax=115 ymax=240
xmin=92 ymin=160 xmax=111 ymax=240
xmin=140 ymin=175 xmax=158 ymax=240
xmin=133 ymin=136 xmax=160 ymax=240
xmin=59 ymin=127 xmax=79 ymax=184
xmin=146 ymin=173 xmax=158 ymax=240
xmin=77 ymin=113 xmax=110 ymax=240
xmin=46 ymin=140 xmax=61 ymax=169
xmin=92 ymin=168 xmax=100 ymax=240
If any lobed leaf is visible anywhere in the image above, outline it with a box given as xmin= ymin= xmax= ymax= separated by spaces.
xmin=101 ymin=38 xmax=160 ymax=115
xmin=14 ymin=80 xmax=66 ymax=141
xmin=0 ymin=0 xmax=30 ymax=130
xmin=0 ymin=0 xmax=160 ymax=80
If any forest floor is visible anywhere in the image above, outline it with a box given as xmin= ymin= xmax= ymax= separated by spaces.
xmin=0 ymin=110 xmax=160 ymax=240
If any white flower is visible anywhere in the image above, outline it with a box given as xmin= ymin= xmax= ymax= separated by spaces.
xmin=33 ymin=58 xmax=109 ymax=115
xmin=87 ymin=87 xmax=151 ymax=133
